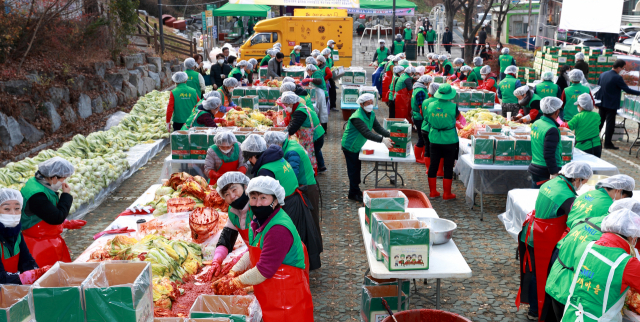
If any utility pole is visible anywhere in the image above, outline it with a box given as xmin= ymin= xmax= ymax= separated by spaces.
xmin=392 ymin=0 xmax=396 ymax=41
xmin=526 ymin=0 xmax=533 ymax=50
xmin=535 ymin=0 xmax=546 ymax=48
xmin=158 ymin=0 xmax=165 ymax=53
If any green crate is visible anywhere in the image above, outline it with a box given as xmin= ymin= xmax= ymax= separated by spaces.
xmin=472 ymin=135 xmax=494 ymax=164
xmin=232 ymin=88 xmax=245 ymax=97
xmin=388 ymin=142 xmax=409 ymax=158
xmin=382 ymin=118 xmax=408 ymax=130
xmin=458 ymin=91 xmax=471 ymax=108
xmin=240 ymin=96 xmax=259 ymax=109
xmin=0 ymin=285 xmax=31 ymax=322
xmin=470 ymin=91 xmax=484 ymax=108
xmin=171 ymin=131 xmax=191 ymax=159
xmin=244 ymin=88 xmax=257 ymax=96
xmin=483 ymin=91 xmax=495 ymax=108
xmin=257 ymin=87 xmax=269 ymax=104
xmin=389 ymin=123 xmax=411 ymax=141
xmin=353 ymin=70 xmax=367 ymax=84
xmin=380 ymin=220 xmax=430 ymax=271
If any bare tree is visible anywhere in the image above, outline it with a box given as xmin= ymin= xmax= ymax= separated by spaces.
xmin=460 ymin=0 xmax=495 ymax=62
xmin=442 ymin=0 xmax=463 ymax=31
xmin=494 ymin=0 xmax=516 ymax=42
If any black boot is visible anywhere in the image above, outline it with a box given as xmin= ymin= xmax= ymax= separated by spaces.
xmin=321 ymin=123 xmax=327 ymax=132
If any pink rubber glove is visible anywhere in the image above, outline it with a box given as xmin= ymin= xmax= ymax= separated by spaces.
xmin=556 ymin=117 xmax=568 ymax=128
xmin=456 ymin=121 xmax=464 ymax=130
xmin=456 ymin=113 xmax=467 ymax=126
xmin=19 ymin=265 xmax=51 ymax=285
xmin=63 ymin=220 xmax=86 ymax=230
xmin=300 ymin=78 xmax=313 ymax=86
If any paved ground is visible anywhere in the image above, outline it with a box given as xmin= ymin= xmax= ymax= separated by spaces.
xmin=64 ymin=34 xmax=640 ymax=321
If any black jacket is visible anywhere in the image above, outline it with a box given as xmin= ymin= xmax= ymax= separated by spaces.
xmin=342 ymin=110 xmax=390 ymax=149
xmin=556 ymin=75 xmax=570 ymax=97
xmin=478 ymin=30 xmax=487 ymax=44
xmin=26 ymin=192 xmax=73 ymax=225
xmin=595 ymin=69 xmax=640 ymax=110
xmin=442 ymin=31 xmax=453 ymax=45
xmin=210 ymin=63 xmax=232 ymax=88
xmin=528 ymin=116 xmax=561 ymax=177
xmin=287 ymin=108 xmax=310 ymax=137
xmin=252 ymin=145 xmax=285 ymax=178
xmin=574 ymin=61 xmax=589 ymax=78
xmin=0 ymin=228 xmax=38 ymax=284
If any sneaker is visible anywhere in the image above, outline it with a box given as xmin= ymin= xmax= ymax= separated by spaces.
xmin=318 ymin=167 xmax=327 ymax=173
xmin=604 ymin=145 xmax=619 ymax=150
xmin=526 ymin=313 xmax=538 ymax=321
xmin=348 ymin=194 xmax=363 ymax=202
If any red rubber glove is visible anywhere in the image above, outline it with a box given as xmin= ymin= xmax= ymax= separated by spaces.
xmin=300 ymin=78 xmax=312 ymax=86
xmin=209 ymin=170 xmax=220 ymax=182
xmin=214 ymin=118 xmax=225 ymax=123
xmin=234 ymin=106 xmax=242 ymax=111
xmin=456 ymin=121 xmax=463 ymax=130
xmin=19 ymin=265 xmax=51 ymax=285
xmin=447 ymin=75 xmax=457 ymax=81
xmin=63 ymin=220 xmax=86 ymax=230
xmin=238 ymin=166 xmax=247 ymax=174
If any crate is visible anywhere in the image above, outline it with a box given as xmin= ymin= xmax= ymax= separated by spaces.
xmin=363 ymin=190 xmax=408 ymax=230
xmin=380 ymin=220 xmax=430 ymax=271
xmin=472 ymin=135 xmax=494 ymax=164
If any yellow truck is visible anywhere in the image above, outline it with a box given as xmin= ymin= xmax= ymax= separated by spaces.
xmin=239 ymin=16 xmax=353 ymax=67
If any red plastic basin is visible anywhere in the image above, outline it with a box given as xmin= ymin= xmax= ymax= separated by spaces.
xmin=172 ymin=20 xmax=186 ymax=31
xmin=382 ymin=309 xmax=472 ymax=322
xmin=367 ymin=188 xmax=432 ymax=209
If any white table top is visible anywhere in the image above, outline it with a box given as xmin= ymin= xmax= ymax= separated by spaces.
xmin=460 ymin=104 xmax=502 ymax=113
xmin=358 ymin=208 xmax=472 ymax=279
xmin=359 ymin=140 xmax=416 ymax=163
xmin=163 ymin=155 xmax=206 ymax=164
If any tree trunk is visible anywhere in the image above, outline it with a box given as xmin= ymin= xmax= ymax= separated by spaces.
xmin=496 ymin=25 xmax=503 ymax=43
xmin=446 ymin=9 xmax=455 ymax=31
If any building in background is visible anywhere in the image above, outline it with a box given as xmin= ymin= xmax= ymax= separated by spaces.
xmin=489 ymin=1 xmax=540 ymax=48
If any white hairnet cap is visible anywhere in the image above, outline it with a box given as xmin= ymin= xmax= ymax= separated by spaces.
xmin=357 ymin=93 xmax=375 ymax=105
xmin=306 ymin=64 xmax=318 ymax=72
xmin=0 ymin=188 xmax=23 ymax=208
xmin=542 ymin=71 xmax=554 ymax=81
xmin=172 ymin=72 xmax=188 ymax=83
xmin=273 ymin=42 xmax=281 ymax=48
xmin=327 ymin=40 xmax=335 ymax=46
xmin=395 ymin=34 xmax=402 ymax=39
xmin=282 ymin=77 xmax=295 ymax=83
xmin=559 ymin=161 xmax=593 ymax=179
xmin=609 ymin=198 xmax=640 ymax=214
xmin=596 ymin=174 xmax=635 ymax=191
xmin=502 ymin=47 xmax=510 ymax=55
xmin=418 ymin=75 xmax=432 ymax=84
xmin=202 ymin=97 xmax=221 ymax=111
xmin=223 ymin=77 xmax=238 ymax=87
xmin=569 ymin=69 xmax=584 ymax=82
xmin=214 ymin=131 xmax=237 ymax=146
xmin=184 ymin=58 xmax=197 ymax=69
xmin=316 ymin=55 xmax=326 ymax=63
xmin=480 ymin=65 xmax=491 ymax=74
xmin=393 ymin=66 xmax=405 ymax=74
xmin=204 ymin=91 xmax=221 ymax=100
xmin=575 ymin=52 xmax=585 ymax=61
xmin=237 ymin=60 xmax=248 ymax=67
xmin=38 ymin=156 xmax=75 ymax=178
xmin=505 ymin=65 xmax=518 ymax=75
xmin=576 ymin=93 xmax=594 ymax=111
xmin=393 ymin=56 xmax=403 ymax=62
xmin=404 ymin=66 xmax=417 ymax=74
xmin=405 ymin=23 xmax=411 ymax=26
xmin=216 ymin=172 xmax=250 ymax=195
xmin=321 ymin=48 xmax=332 ymax=56
xmin=246 ymin=176 xmax=286 ymax=205
xmin=281 ymin=91 xmax=299 ymax=104
xmin=280 ymin=82 xmax=296 ymax=93
xmin=540 ymin=97 xmax=563 ymax=114
xmin=460 ymin=65 xmax=473 ymax=72
xmin=428 ymin=82 xmax=440 ymax=95
xmin=246 ymin=63 xmax=253 ymax=70
xmin=294 ymin=45 xmax=302 ymax=50
xmin=438 ymin=55 xmax=446 ymax=61
xmin=249 ymin=58 xmax=258 ymax=66
xmin=601 ymin=209 xmax=640 ymax=238
xmin=379 ymin=39 xmax=386 ymax=44
xmin=427 ymin=53 xmax=434 ymax=59
xmin=241 ymin=134 xmax=267 ymax=153
xmin=514 ymin=85 xmax=530 ymax=97
xmin=453 ymin=58 xmax=464 ymax=65
xmin=473 ymin=57 xmax=483 ymax=66
xmin=264 ymin=131 xmax=288 ymax=147
xmin=305 ymin=57 xmax=317 ymax=65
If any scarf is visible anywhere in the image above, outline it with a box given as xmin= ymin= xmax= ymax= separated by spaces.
xmin=35 ymin=171 xmax=57 ymax=192
xmin=518 ymin=90 xmax=532 ymax=106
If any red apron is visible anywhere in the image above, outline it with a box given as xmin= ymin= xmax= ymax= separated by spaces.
xmin=209 ymin=158 xmax=240 ymax=185
xmin=381 ymin=70 xmax=393 ymax=103
xmin=248 ymin=242 xmax=313 ymax=322
xmin=1 ymin=242 xmax=20 ymax=274
xmin=22 ymin=221 xmax=71 ymax=267
xmin=395 ymin=88 xmax=412 ymax=123
xmin=238 ymin=228 xmax=249 ymax=246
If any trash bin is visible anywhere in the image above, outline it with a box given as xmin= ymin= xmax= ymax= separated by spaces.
xmin=405 ymin=41 xmax=417 ymax=61
xmin=382 ymin=309 xmax=472 ymax=322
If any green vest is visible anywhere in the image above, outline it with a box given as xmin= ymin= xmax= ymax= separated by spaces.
xmin=411 ymin=87 xmax=427 ymax=121
xmin=385 ymin=62 xmax=394 ymax=73
xmin=171 ymin=83 xmax=199 ymax=123
xmin=561 ymin=241 xmax=630 ymax=322
xmin=185 ymin=69 xmax=202 ymax=98
xmin=258 ymin=158 xmax=299 ymax=196
xmin=403 ymin=28 xmax=412 ymax=40
xmin=427 ymin=99 xmax=459 ymax=145
xmin=311 ymin=70 xmax=326 ymax=91
xmin=394 ymin=73 xmax=411 ymax=97
xmin=20 ymin=177 xmax=60 ymax=230
xmin=546 ymin=217 xmax=603 ymax=303
xmin=498 ymin=54 xmax=514 ymax=73
xmin=282 ymin=139 xmax=316 ymax=186
xmin=442 ymin=60 xmax=454 ymax=76
xmin=376 ymin=48 xmax=389 ymax=65
xmin=228 ymin=206 xmax=252 ymax=231
xmin=416 ymin=31 xmax=425 ymax=46
xmin=229 ymin=67 xmax=242 ymax=80
xmin=181 ymin=109 xmax=209 ymax=130
xmin=325 ymin=46 xmax=334 ymax=68
xmin=531 ymin=116 xmax=563 ymax=168
xmin=1 ymin=234 xmax=21 ymax=260
xmin=285 ymin=105 xmax=324 ymax=141
xmin=211 ymin=143 xmax=240 ymax=163
xmin=469 ymin=66 xmax=482 ymax=83
xmin=249 ymin=208 xmax=305 ymax=269
xmin=420 ymin=96 xmax=438 ymax=132
xmin=565 ymin=188 xmax=612 ymax=230
xmin=393 ymin=40 xmax=404 ymax=54
xmin=563 ymin=83 xmax=592 ymax=121
xmin=290 ymin=49 xmax=300 ymax=62
xmin=535 ymin=80 xmax=559 ymax=99
xmin=568 ymin=110 xmax=602 ymax=151
xmin=498 ymin=75 xmax=519 ymax=104
xmin=342 ymin=107 xmax=376 ymax=153
xmin=521 ymin=176 xmax=576 ymax=246
xmin=426 ymin=30 xmax=436 ymax=42
xmin=523 ymin=93 xmax=542 ymax=118
xmin=388 ymin=75 xmax=399 ymax=100
xmin=260 ymin=55 xmax=271 ymax=67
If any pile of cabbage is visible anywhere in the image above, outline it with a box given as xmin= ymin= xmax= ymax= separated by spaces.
xmin=0 ymin=90 xmax=170 ymax=214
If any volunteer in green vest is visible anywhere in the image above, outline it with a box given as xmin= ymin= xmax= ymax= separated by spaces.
xmin=242 ymin=135 xmax=322 ymax=270
xmin=341 ymin=93 xmax=392 ymax=202
xmin=545 ymin=199 xmax=640 ymax=321
xmin=412 ymin=75 xmax=432 ymax=165
xmin=416 ymin=27 xmax=426 ymax=56
xmin=518 ymin=161 xmax=592 ymax=321
xmin=289 ymin=45 xmax=301 ymax=66
xmin=387 ymin=65 xmax=405 ymax=118
xmin=247 ymin=17 xmax=256 ymax=35
xmin=498 ymin=65 xmax=522 ymax=105
xmin=326 ymin=40 xmax=336 ymax=65
xmin=233 ymin=17 xmax=244 ymax=39
xmin=558 ymin=208 xmax=640 ymax=322
xmin=372 ymin=39 xmax=390 ymax=66
xmin=568 ymin=93 xmax=602 ymax=157
xmin=535 ymin=71 xmax=560 ymax=99
xmin=390 ymin=34 xmax=405 ymax=55
xmin=513 ymin=85 xmax=542 ymax=124
xmin=421 ymin=83 xmax=440 ymax=174
xmin=247 ymin=58 xmax=259 ymax=85
xmin=426 ymin=26 xmax=437 ymax=53
xmin=498 ymin=47 xmax=516 ymax=80
xmin=321 ymin=48 xmax=337 ymax=111
xmin=426 ymin=84 xmax=459 ymax=200
xmin=166 ymin=71 xmax=199 ymax=132
xmin=229 ymin=60 xmax=247 ymax=82
xmin=218 ymin=77 xmax=240 ymax=112
xmin=403 ymin=23 xmax=412 ymax=41
xmin=467 ymin=57 xmax=483 ymax=83
xmin=264 ymin=131 xmax=322 ymax=241
xmin=260 ymin=49 xmax=276 ymax=67
xmin=213 ymin=176 xmax=314 ymax=321
xmin=181 ymin=97 xmax=222 ymax=130
xmin=205 ymin=131 xmax=247 ymax=185
xmin=382 ymin=55 xmax=400 ymax=103
xmin=561 ymin=69 xmax=594 ymax=122
xmin=528 ymin=97 xmax=564 ymax=188
xmin=566 ymin=175 xmax=634 ymax=229
xmin=20 ymin=157 xmax=86 ymax=267
xmin=477 ymin=65 xmax=498 ymax=93
xmin=300 ymin=64 xmax=328 ymax=131
xmin=437 ymin=55 xmax=454 ymax=77
xmin=0 ymin=188 xmax=46 ymax=285
xmin=184 ymin=57 xmax=206 ymax=99
xmin=449 ymin=58 xmax=466 ymax=80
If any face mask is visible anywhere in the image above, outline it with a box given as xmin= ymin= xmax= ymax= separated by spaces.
xmin=363 ymin=104 xmax=374 ymax=112
xmin=219 ymin=147 xmax=232 ymax=154
xmin=230 ymin=192 xmax=249 ymax=209
xmin=481 ymin=75 xmax=487 ymax=79
xmin=233 ymin=62 xmax=237 ymax=67
xmin=218 ymin=59 xmax=224 ymax=64
xmin=285 ymin=106 xmax=292 ymax=113
xmin=296 ymin=51 xmax=300 ymax=55
xmin=51 ymin=181 xmax=63 ymax=191
xmin=0 ymin=214 xmax=20 ymax=228
xmin=251 ymin=202 xmax=275 ymax=221
xmin=241 ymin=70 xmax=245 ymax=76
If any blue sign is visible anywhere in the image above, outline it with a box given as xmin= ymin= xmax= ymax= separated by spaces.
xmin=212 ymin=26 xmax=218 ymax=39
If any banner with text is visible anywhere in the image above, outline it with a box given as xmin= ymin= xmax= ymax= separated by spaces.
xmin=232 ymin=0 xmax=359 ymax=8
xmin=294 ymin=8 xmax=348 ymax=16
xmin=343 ymin=7 xmax=414 ymax=15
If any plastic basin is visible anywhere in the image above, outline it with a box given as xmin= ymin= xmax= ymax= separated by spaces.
xmin=368 ymin=188 xmax=432 ymax=209
xmin=381 ymin=309 xmax=472 ymax=322
xmin=342 ymin=109 xmax=354 ymax=121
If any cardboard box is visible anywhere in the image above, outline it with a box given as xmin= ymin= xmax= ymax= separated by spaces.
xmin=231 ymin=96 xmax=241 ymax=106
xmin=189 ymin=295 xmax=261 ymax=322
xmin=389 ymin=123 xmax=412 ymax=142
xmin=370 ymin=212 xmax=412 ymax=260
xmin=388 ymin=142 xmax=409 ymax=158
xmin=483 ymin=91 xmax=496 ymax=108
xmin=258 ymin=67 xmax=268 ymax=82
xmin=561 ymin=137 xmax=574 ymax=165
xmin=267 ymin=88 xmax=280 ymax=104
xmin=382 ymin=118 xmax=408 ymax=130
xmin=283 ymin=68 xmax=304 ymax=80
xmin=353 ymin=70 xmax=366 ymax=84
xmin=472 ymin=135 xmax=494 ymax=164
xmin=589 ymin=48 xmax=603 ymax=56
xmin=256 ymin=87 xmax=269 ymax=104
xmin=360 ymin=285 xmax=408 ymax=322
xmin=342 ymin=70 xmax=354 ymax=83
xmin=493 ymin=135 xmax=515 ymax=165
xmin=462 ymin=81 xmax=477 ymax=88
xmin=31 ymin=262 xmax=100 ymax=322
xmin=240 ymin=96 xmax=259 ymax=110
xmin=363 ymin=275 xmax=411 ymax=298
xmin=244 ymin=88 xmax=257 ymax=96
xmin=380 ymin=220 xmax=430 ymax=271
xmin=171 ymin=131 xmax=191 ymax=160
xmin=0 ymin=285 xmax=31 ymax=322
xmin=470 ymin=91 xmax=484 ymax=108
xmin=513 ymin=135 xmax=532 ymax=165
xmin=342 ymin=85 xmax=360 ymax=104
xmin=363 ymin=190 xmax=408 ymax=230
xmin=84 ymin=262 xmax=153 ymax=322
xmin=433 ymin=76 xmax=445 ymax=83
xmin=457 ymin=91 xmax=471 ymax=107
xmin=232 ymin=88 xmax=245 ymax=97
xmin=485 ymin=124 xmax=502 ymax=133
xmin=189 ymin=130 xmax=209 ymax=160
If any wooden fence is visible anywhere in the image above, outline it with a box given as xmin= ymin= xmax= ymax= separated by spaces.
xmin=134 ymin=12 xmax=197 ymax=58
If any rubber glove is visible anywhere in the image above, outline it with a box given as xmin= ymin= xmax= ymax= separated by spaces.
xmin=455 ymin=121 xmax=463 ymax=130
xmin=234 ymin=106 xmax=242 ymax=111
xmin=382 ymin=137 xmax=394 ymax=149
xmin=514 ymin=114 xmax=523 ymax=121
xmin=63 ymin=220 xmax=86 ymax=230
xmin=521 ymin=115 xmax=532 ymax=124
xmin=208 ymin=170 xmax=220 ymax=182
xmin=300 ymin=78 xmax=313 ymax=86
xmin=214 ymin=118 xmax=225 ymax=123
xmin=166 ymin=122 xmax=171 ymax=132
xmin=221 ymin=74 xmax=226 ymax=79
xmin=238 ymin=166 xmax=247 ymax=174
xmin=19 ymin=265 xmax=51 ymax=285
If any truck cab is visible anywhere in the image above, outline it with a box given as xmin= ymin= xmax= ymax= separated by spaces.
xmin=615 ymin=32 xmax=640 ymax=55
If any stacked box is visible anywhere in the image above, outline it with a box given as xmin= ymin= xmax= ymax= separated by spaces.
xmin=189 ymin=130 xmax=209 ymax=160
xmin=363 ymin=190 xmax=408 ymax=231
xmin=232 ymin=88 xmax=245 ymax=97
xmin=283 ymin=67 xmax=305 ymax=80
xmin=457 ymin=90 xmax=471 ymax=107
xmin=382 ymin=118 xmax=409 ymax=130
xmin=513 ymin=135 xmax=532 ymax=165
xmin=363 ymin=275 xmax=411 ymax=299
xmin=389 ymin=123 xmax=412 ymax=143
xmin=256 ymin=87 xmax=269 ymax=104
xmin=433 ymin=76 xmax=445 ymax=83
xmin=589 ymin=48 xmax=603 ymax=56
xmin=493 ymin=135 xmax=515 ymax=165
xmin=370 ymin=212 xmax=412 ymax=260
xmin=231 ymin=96 xmax=240 ymax=106
xmin=546 ymin=46 xmax=560 ymax=54
xmin=359 ymin=86 xmax=379 ymax=107
xmin=171 ymin=131 xmax=191 ymax=159
xmin=462 ymin=81 xmax=477 ymax=88
xmin=380 ymin=220 xmax=430 ymax=271
xmin=0 ymin=285 xmax=32 ymax=322
xmin=342 ymin=85 xmax=360 ymax=104
xmin=342 ymin=70 xmax=354 ymax=83
xmin=561 ymin=130 xmax=575 ymax=139
xmin=189 ymin=295 xmax=261 ymax=321
xmin=244 ymin=87 xmax=257 ymax=96
xmin=360 ymin=286 xmax=407 ymax=322
xmin=561 ymin=136 xmax=574 ymax=165
xmin=240 ymin=96 xmax=259 ymax=110
xmin=608 ymin=55 xmax=618 ymax=63
xmin=470 ymin=91 xmax=484 ymax=108
xmin=388 ymin=142 xmax=410 ymax=158
xmin=332 ymin=49 xmax=339 ymax=61
xmin=584 ymin=55 xmax=597 ymax=63
xmin=536 ymin=51 xmax=544 ymax=58
xmin=485 ymin=124 xmax=502 ymax=133
xmin=472 ymin=135 xmax=494 ymax=164
xmin=483 ymin=91 xmax=496 ymax=108
xmin=267 ymin=88 xmax=280 ymax=104
xmin=353 ymin=70 xmax=367 ymax=85
xmin=258 ymin=67 xmax=268 ymax=82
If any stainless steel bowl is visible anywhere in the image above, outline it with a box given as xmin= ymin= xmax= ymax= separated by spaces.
xmin=422 ymin=217 xmax=457 ymax=245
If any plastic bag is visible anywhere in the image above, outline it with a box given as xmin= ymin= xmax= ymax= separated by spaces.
xmin=0 ymin=285 xmax=31 ymax=322
xmin=189 ymin=295 xmax=262 ymax=322
xmin=189 ymin=207 xmax=220 ymax=243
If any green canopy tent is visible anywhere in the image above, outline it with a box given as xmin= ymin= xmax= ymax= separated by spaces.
xmin=358 ymin=0 xmax=416 ymax=9
xmin=212 ymin=3 xmax=271 ymax=17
